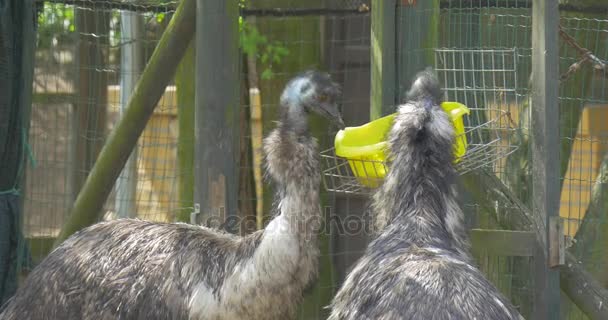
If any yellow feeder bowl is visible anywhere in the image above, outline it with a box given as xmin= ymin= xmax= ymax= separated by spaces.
xmin=334 ymin=102 xmax=470 ymax=187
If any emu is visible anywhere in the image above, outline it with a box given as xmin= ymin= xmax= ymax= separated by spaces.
xmin=328 ymin=69 xmax=522 ymax=320
xmin=0 ymin=70 xmax=344 ymax=320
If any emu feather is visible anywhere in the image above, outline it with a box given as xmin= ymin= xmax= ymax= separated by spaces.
xmin=329 ymin=69 xmax=523 ymax=320
xmin=0 ymin=70 xmax=343 ymax=320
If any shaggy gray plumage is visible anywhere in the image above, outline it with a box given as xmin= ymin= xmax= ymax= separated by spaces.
xmin=329 ymin=69 xmax=523 ymax=320
xmin=0 ymin=70 xmax=343 ymax=320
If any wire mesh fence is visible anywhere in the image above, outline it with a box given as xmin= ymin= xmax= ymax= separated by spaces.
xmin=321 ymin=48 xmax=522 ymax=195
xmin=24 ymin=0 xmax=371 ymax=318
xmin=26 ymin=0 xmax=180 ymax=258
xmin=558 ymin=13 xmax=608 ymax=320
xmin=392 ymin=1 xmax=608 ymax=318
xmin=12 ymin=0 xmax=608 ymax=319
xmin=237 ymin=2 xmax=372 ymax=317
xmin=430 ymin=3 xmax=535 ymax=316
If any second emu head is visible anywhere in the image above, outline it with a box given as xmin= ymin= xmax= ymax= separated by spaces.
xmin=279 ymin=70 xmax=345 ymax=133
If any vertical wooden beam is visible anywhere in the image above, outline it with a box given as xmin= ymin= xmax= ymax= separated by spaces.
xmin=176 ymin=43 xmax=195 ymax=223
xmin=370 ymin=0 xmax=397 ymax=120
xmin=194 ymin=0 xmax=240 ymax=230
xmin=244 ymin=16 xmax=264 ymax=230
xmin=68 ymin=9 xmax=109 ymax=212
xmin=531 ymin=0 xmax=561 ymax=318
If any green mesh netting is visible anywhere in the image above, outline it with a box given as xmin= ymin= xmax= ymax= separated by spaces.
xmin=0 ymin=0 xmax=36 ymax=307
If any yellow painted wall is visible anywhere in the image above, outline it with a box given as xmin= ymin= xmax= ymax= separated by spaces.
xmin=482 ymin=103 xmax=607 ymax=238
xmin=108 ymin=85 xmax=178 ymax=222
xmin=560 ymin=106 xmax=608 ymax=237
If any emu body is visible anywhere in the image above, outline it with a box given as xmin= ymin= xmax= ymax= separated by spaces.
xmin=0 ymin=71 xmax=343 ymax=320
xmin=329 ymin=69 xmax=522 ymax=320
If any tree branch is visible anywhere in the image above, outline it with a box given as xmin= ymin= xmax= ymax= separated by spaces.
xmin=559 ymin=26 xmax=608 ymax=81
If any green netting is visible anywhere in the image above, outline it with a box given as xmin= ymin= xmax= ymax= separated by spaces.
xmin=0 ymin=0 xmax=36 ymax=307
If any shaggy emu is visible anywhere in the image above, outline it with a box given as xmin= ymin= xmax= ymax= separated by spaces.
xmin=0 ymin=70 xmax=343 ymax=320
xmin=328 ymin=69 xmax=522 ymax=320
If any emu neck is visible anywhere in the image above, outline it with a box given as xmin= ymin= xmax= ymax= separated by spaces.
xmin=386 ymin=148 xmax=454 ymax=240
xmin=279 ymin=178 xmax=321 ymax=239
xmin=280 ymin=102 xmax=309 ymax=136
xmin=373 ymin=106 xmax=469 ymax=255
xmin=263 ymin=125 xmax=321 ymax=239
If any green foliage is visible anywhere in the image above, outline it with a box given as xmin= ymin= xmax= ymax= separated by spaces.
xmin=156 ymin=12 xmax=166 ymax=23
xmin=240 ymin=20 xmax=289 ymax=80
xmin=36 ymin=5 xmax=75 ymax=49
xmin=36 ymin=2 xmax=287 ymax=78
xmin=37 ymin=4 xmax=167 ymax=50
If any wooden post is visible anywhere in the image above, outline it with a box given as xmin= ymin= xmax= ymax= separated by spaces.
xmin=68 ymin=9 xmax=109 ymax=213
xmin=370 ymin=0 xmax=397 ymax=120
xmin=245 ymin=16 xmax=264 ymax=230
xmin=531 ymin=0 xmax=561 ymax=318
xmin=194 ymin=0 xmax=240 ymax=230
xmin=176 ymin=43 xmax=195 ymax=223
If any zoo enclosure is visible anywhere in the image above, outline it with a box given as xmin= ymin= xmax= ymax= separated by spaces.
xmin=4 ymin=0 xmax=608 ymax=319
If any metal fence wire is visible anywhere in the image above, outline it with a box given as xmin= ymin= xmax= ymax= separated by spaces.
xmin=26 ymin=0 xmax=180 ymax=246
xmin=327 ymin=1 xmax=608 ymax=319
xmin=12 ymin=0 xmax=608 ymax=319
xmin=403 ymin=1 xmax=607 ymax=319
xmin=24 ymin=0 xmax=371 ymax=319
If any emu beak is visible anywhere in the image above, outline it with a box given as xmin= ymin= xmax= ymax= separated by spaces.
xmin=335 ymin=116 xmax=346 ymax=130
xmin=324 ymin=103 xmax=345 ymax=130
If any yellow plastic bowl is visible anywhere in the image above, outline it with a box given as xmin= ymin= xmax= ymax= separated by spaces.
xmin=334 ymin=102 xmax=470 ymax=187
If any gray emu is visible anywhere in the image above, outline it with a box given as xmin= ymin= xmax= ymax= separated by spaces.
xmin=0 ymin=70 xmax=343 ymax=320
xmin=328 ymin=69 xmax=523 ymax=320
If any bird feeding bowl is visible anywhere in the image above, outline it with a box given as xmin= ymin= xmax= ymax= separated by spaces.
xmin=334 ymin=102 xmax=470 ymax=188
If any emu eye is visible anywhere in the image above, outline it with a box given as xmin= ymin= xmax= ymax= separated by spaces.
xmin=317 ymin=94 xmax=328 ymax=102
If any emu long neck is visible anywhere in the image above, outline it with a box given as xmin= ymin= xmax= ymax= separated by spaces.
xmin=264 ymin=123 xmax=321 ymax=237
xmin=280 ymin=100 xmax=309 ymax=135
xmin=372 ymin=104 xmax=470 ymax=256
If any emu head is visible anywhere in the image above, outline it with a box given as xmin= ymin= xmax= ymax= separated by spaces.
xmin=280 ymin=70 xmax=344 ymax=132
xmin=405 ymin=68 xmax=444 ymax=110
